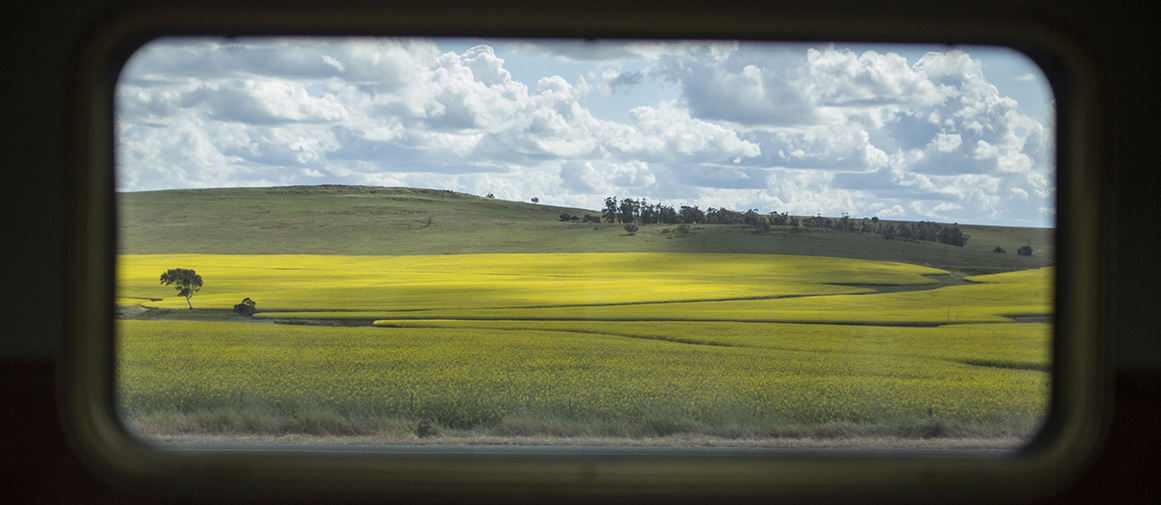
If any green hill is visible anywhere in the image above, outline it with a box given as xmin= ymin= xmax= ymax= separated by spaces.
xmin=118 ymin=185 xmax=1052 ymax=271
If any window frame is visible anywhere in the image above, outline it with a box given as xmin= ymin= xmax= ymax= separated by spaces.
xmin=63 ymin=1 xmax=1108 ymax=501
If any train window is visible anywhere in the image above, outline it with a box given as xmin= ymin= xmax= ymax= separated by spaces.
xmin=65 ymin=4 xmax=1106 ymax=502
xmin=113 ymin=36 xmax=1057 ymax=451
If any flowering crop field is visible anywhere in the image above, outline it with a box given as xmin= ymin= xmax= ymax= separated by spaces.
xmin=265 ymin=273 xmax=1049 ymax=326
xmin=119 ymin=253 xmax=944 ymax=312
xmin=116 ymin=253 xmax=1051 ymax=442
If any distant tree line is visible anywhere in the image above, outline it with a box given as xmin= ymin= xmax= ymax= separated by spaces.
xmin=602 ymin=197 xmax=714 ymax=226
xmin=878 ymin=220 xmax=970 ymax=247
xmin=558 ymin=212 xmax=601 ymax=223
xmin=995 ymin=245 xmax=1035 ymax=256
xmin=594 ymin=196 xmax=970 ymax=247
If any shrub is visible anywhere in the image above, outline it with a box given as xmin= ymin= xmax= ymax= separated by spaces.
xmin=675 ymin=224 xmax=691 ymax=237
xmin=1017 ymin=246 xmax=1034 ymax=257
xmin=233 ymin=297 xmax=257 ymax=316
xmin=993 ymin=246 xmax=1006 ymax=254
xmin=416 ymin=419 xmax=436 ymax=438
xmin=623 ymin=223 xmax=639 ymax=235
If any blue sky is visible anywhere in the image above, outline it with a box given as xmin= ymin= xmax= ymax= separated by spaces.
xmin=116 ymin=37 xmax=1055 ymax=226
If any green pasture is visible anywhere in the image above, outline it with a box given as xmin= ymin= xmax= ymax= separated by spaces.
xmin=119 ymin=186 xmax=1053 ymax=269
xmin=367 ymin=320 xmax=1051 ymax=371
xmin=118 ymin=320 xmax=1048 ymax=437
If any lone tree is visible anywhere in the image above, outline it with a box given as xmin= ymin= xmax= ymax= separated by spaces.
xmin=160 ymin=268 xmax=203 ymax=309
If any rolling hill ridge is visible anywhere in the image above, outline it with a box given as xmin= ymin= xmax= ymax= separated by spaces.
xmin=119 ymin=185 xmax=1052 ymax=271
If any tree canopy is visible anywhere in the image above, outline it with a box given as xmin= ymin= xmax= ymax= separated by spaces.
xmin=160 ymin=268 xmax=203 ymax=309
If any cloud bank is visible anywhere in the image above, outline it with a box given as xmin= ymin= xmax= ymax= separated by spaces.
xmin=117 ymin=38 xmax=1054 ymax=226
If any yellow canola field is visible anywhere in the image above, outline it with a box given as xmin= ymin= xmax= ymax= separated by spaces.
xmin=116 ymin=253 xmax=1052 ymax=438
xmin=350 ymin=281 xmax=1046 ymax=325
xmin=119 ymin=253 xmax=944 ymax=312
xmin=302 ymin=269 xmax=1048 ymax=325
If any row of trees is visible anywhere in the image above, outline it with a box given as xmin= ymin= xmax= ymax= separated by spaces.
xmin=595 ymin=196 xmax=970 ymax=247
xmin=602 ymin=197 xmax=701 ymax=225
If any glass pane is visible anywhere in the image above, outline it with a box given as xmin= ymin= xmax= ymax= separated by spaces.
xmin=115 ymin=37 xmax=1054 ymax=450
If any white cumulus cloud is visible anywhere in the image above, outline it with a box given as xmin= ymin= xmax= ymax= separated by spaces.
xmin=116 ymin=38 xmax=1054 ymax=226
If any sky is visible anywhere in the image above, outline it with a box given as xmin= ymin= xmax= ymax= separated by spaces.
xmin=116 ymin=37 xmax=1055 ymax=227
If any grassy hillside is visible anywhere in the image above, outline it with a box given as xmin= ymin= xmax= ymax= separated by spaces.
xmin=119 ymin=185 xmax=1052 ymax=270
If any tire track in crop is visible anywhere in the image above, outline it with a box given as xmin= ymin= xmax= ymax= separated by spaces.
xmin=240 ymin=272 xmax=974 ymax=317
xmin=372 ymin=320 xmax=987 ymax=361
xmin=391 ymin=281 xmax=951 ymax=312
xmin=374 ymin=321 xmax=735 ymax=348
xmin=373 ymin=316 xmax=951 ymax=327
xmin=952 ymin=358 xmax=1052 ymax=372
